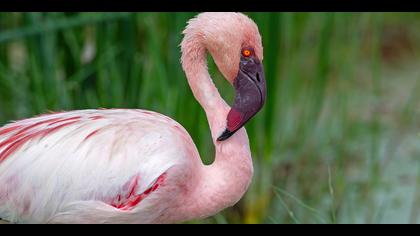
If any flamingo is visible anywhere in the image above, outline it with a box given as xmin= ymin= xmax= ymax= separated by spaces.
xmin=0 ymin=12 xmax=266 ymax=224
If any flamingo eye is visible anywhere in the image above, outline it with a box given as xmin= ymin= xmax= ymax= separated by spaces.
xmin=242 ymin=49 xmax=252 ymax=57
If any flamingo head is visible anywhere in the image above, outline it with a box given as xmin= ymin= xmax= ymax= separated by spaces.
xmin=202 ymin=12 xmax=266 ymax=141
xmin=182 ymin=12 xmax=266 ymax=141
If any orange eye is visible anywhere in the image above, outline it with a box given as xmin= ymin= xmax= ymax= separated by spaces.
xmin=242 ymin=49 xmax=252 ymax=57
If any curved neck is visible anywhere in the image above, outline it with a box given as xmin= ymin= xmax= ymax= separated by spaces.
xmin=179 ymin=37 xmax=254 ymax=221
xmin=181 ymin=42 xmax=228 ymax=139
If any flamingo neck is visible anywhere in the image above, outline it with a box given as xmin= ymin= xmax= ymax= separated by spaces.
xmin=180 ymin=39 xmax=254 ymax=221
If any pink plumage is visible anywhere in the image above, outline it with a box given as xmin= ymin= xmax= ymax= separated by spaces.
xmin=0 ymin=12 xmax=266 ymax=224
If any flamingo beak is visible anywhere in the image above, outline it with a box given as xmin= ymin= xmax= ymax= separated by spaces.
xmin=217 ymin=57 xmax=266 ymax=141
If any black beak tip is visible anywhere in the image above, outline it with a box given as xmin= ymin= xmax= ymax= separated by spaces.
xmin=217 ymin=129 xmax=235 ymax=141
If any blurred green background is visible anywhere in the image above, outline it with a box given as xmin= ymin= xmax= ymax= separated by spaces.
xmin=0 ymin=12 xmax=419 ymax=224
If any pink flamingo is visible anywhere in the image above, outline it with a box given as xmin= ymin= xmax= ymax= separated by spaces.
xmin=0 ymin=12 xmax=265 ymax=223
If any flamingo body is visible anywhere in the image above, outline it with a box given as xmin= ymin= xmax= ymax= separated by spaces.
xmin=0 ymin=109 xmax=198 ymax=223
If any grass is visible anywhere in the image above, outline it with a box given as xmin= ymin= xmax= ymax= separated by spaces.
xmin=0 ymin=12 xmax=419 ymax=224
